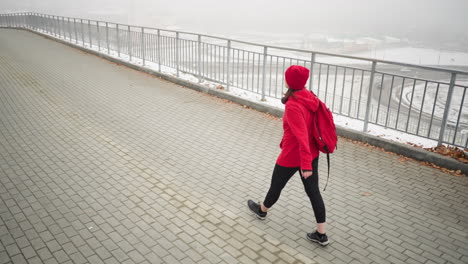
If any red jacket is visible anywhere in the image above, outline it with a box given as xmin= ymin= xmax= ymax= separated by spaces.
xmin=277 ymin=89 xmax=319 ymax=170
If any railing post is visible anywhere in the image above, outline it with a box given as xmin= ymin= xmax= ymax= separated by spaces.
xmin=309 ymin=53 xmax=316 ymax=91
xmin=261 ymin=46 xmax=268 ymax=101
xmin=127 ymin=25 xmax=132 ymax=61
xmin=53 ymin=15 xmax=57 ymax=36
xmin=61 ymin=16 xmax=65 ymax=39
xmin=68 ymin=17 xmax=71 ymax=41
xmin=56 ymin=16 xmax=60 ymax=37
xmin=49 ymin=15 xmax=52 ymax=34
xmin=116 ymin=24 xmax=120 ymax=57
xmin=141 ymin=27 xmax=145 ymax=66
xmin=88 ymin=20 xmax=92 ymax=48
xmin=226 ymin=40 xmax=231 ymax=91
xmin=60 ymin=16 xmax=64 ymax=37
xmin=176 ymin=32 xmax=180 ymax=77
xmin=46 ymin=14 xmax=49 ymax=32
xmin=97 ymin=21 xmax=101 ymax=51
xmin=32 ymin=13 xmax=35 ymax=29
xmin=62 ymin=17 xmax=66 ymax=38
xmin=197 ymin=35 xmax=202 ymax=83
xmin=81 ymin=19 xmax=85 ymax=46
xmin=74 ymin=18 xmax=78 ymax=44
xmin=58 ymin=16 xmax=62 ymax=38
xmin=157 ymin=29 xmax=161 ymax=72
xmin=46 ymin=15 xmax=49 ymax=33
xmin=363 ymin=61 xmax=377 ymax=132
xmin=438 ymin=73 xmax=457 ymax=146
xmin=105 ymin=22 xmax=109 ymax=54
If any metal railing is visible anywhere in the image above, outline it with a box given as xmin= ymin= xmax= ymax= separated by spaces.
xmin=1 ymin=12 xmax=467 ymax=148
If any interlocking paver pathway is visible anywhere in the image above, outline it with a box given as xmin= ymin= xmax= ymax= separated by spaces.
xmin=0 ymin=29 xmax=467 ymax=264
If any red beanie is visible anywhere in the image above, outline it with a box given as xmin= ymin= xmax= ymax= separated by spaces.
xmin=285 ymin=65 xmax=310 ymax=90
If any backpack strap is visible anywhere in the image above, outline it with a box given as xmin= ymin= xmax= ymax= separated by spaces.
xmin=323 ymin=145 xmax=330 ymax=192
xmin=324 ymin=152 xmax=330 ymax=192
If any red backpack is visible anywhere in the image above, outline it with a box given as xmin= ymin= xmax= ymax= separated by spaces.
xmin=311 ymin=93 xmax=337 ymax=190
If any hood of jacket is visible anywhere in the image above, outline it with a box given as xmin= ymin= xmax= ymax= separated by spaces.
xmin=286 ymin=89 xmax=319 ymax=112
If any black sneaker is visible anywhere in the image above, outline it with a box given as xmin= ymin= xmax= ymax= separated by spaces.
xmin=247 ymin=200 xmax=267 ymax=220
xmin=306 ymin=231 xmax=329 ymax=246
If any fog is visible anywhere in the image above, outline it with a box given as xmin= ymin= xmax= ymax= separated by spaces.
xmin=2 ymin=0 xmax=468 ymax=52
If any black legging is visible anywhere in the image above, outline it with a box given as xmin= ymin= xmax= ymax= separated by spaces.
xmin=263 ymin=158 xmax=326 ymax=223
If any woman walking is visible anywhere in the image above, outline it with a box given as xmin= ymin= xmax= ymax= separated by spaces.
xmin=247 ymin=65 xmax=328 ymax=246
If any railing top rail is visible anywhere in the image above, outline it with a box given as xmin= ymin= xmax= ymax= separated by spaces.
xmin=5 ymin=12 xmax=468 ymax=76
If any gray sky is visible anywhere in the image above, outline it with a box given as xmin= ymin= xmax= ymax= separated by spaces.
xmin=2 ymin=0 xmax=468 ymax=42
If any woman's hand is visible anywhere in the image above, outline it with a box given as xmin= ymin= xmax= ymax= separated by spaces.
xmin=302 ymin=170 xmax=313 ymax=179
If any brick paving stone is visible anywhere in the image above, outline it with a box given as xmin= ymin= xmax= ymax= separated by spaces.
xmin=0 ymin=28 xmax=467 ymax=264
xmin=0 ymin=252 xmax=10 ymax=264
xmin=87 ymin=255 xmax=105 ymax=264
xmin=69 ymin=251 xmax=87 ymax=264
xmin=10 ymin=254 xmax=27 ymax=264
